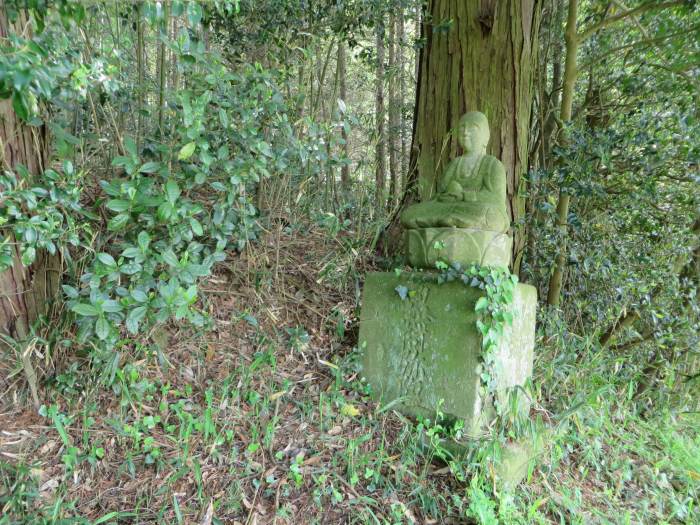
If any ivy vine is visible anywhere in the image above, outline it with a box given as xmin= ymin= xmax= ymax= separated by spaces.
xmin=436 ymin=262 xmax=518 ymax=413
xmin=396 ymin=261 xmax=528 ymax=436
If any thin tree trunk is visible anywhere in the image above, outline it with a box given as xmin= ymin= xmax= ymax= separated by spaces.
xmin=136 ymin=2 xmax=145 ymax=148
xmin=338 ymin=41 xmax=351 ymax=192
xmin=157 ymin=1 xmax=169 ymax=142
xmin=170 ymin=15 xmax=179 ymax=92
xmin=0 ymin=10 xmax=60 ymax=407
xmin=375 ymin=19 xmax=387 ymax=216
xmin=398 ymin=10 xmax=407 ymax=189
xmin=388 ymin=14 xmax=399 ymax=208
xmin=414 ymin=4 xmax=421 ymax=80
xmin=543 ymin=0 xmax=565 ymax=162
xmin=546 ymin=0 xmax=577 ymax=306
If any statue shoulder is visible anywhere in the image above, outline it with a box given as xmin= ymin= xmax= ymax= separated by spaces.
xmin=481 ymin=155 xmax=506 ymax=177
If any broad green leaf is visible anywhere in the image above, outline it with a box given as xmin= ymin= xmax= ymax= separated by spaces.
xmin=124 ymin=137 xmax=137 ymax=157
xmin=157 ymin=202 xmax=173 ymax=222
xmin=95 ymin=317 xmax=110 ymax=340
xmin=138 ymin=231 xmax=151 ymax=251
xmin=97 ymin=253 xmax=117 ymax=267
xmin=121 ymin=247 xmax=141 ymax=258
xmin=108 ymin=213 xmax=130 ymax=231
xmin=126 ymin=306 xmax=147 ymax=333
xmin=21 ymin=246 xmax=36 ymax=266
xmin=12 ymin=91 xmax=28 ymax=121
xmin=62 ymin=285 xmax=79 ymax=299
xmin=190 ymin=217 xmax=203 ymax=236
xmin=102 ymin=300 xmax=123 ymax=313
xmin=166 ymin=180 xmax=181 ymax=203
xmin=178 ymin=142 xmax=196 ymax=160
xmin=139 ymin=161 xmax=161 ymax=173
xmin=72 ymin=303 xmax=100 ymax=317
xmin=161 ymin=249 xmax=180 ymax=267
xmin=106 ymin=199 xmax=131 ymax=212
xmin=131 ymin=289 xmax=149 ymax=303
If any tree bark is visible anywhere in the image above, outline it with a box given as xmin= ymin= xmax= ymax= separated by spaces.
xmin=338 ymin=41 xmax=350 ymax=192
xmin=389 ymin=0 xmax=542 ymax=270
xmin=136 ymin=3 xmax=144 ymax=148
xmin=388 ymin=14 xmax=399 ymax=208
xmin=398 ymin=10 xmax=407 ymax=189
xmin=375 ymin=19 xmax=387 ymax=216
xmin=157 ymin=1 xmax=169 ymax=141
xmin=0 ymin=9 xmax=60 ymax=406
xmin=546 ymin=0 xmax=577 ymax=306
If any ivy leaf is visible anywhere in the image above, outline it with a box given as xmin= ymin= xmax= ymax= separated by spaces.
xmin=178 ymin=142 xmax=196 ymax=160
xmin=395 ymin=285 xmax=408 ymax=300
xmin=475 ymin=297 xmax=489 ymax=313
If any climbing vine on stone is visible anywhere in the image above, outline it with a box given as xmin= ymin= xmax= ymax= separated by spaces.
xmin=437 ymin=263 xmax=519 ymax=418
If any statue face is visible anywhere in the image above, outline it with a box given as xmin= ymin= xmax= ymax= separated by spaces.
xmin=458 ymin=116 xmax=489 ymax=153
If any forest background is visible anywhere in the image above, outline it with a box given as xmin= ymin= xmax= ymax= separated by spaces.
xmin=0 ymin=0 xmax=698 ymax=523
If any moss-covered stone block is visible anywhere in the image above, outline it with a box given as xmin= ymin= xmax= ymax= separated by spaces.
xmin=359 ymin=272 xmax=536 ymax=437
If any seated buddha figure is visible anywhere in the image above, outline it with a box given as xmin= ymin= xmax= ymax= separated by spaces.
xmin=401 ymin=111 xmax=509 ymax=234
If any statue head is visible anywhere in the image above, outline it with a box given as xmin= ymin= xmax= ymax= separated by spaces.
xmin=457 ymin=111 xmax=489 ymax=154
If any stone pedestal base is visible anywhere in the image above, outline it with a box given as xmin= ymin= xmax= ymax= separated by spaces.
xmin=359 ymin=272 xmax=536 ymax=438
xmin=417 ymin=432 xmax=536 ymax=488
xmin=405 ymin=228 xmax=512 ymax=269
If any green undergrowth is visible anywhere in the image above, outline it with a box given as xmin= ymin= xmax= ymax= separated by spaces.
xmin=2 ymin=232 xmax=698 ymax=524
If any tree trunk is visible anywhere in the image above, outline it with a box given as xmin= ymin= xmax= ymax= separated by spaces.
xmin=375 ymin=19 xmax=387 ymax=216
xmin=398 ymin=10 xmax=407 ymax=189
xmin=136 ymin=4 xmax=146 ymax=147
xmin=546 ymin=0 xmax=577 ymax=306
xmin=391 ymin=0 xmax=541 ymax=270
xmin=543 ymin=0 xmax=565 ymax=163
xmin=338 ymin=41 xmax=350 ymax=192
xmin=388 ymin=14 xmax=399 ymax=208
xmin=157 ymin=1 xmax=169 ymax=141
xmin=0 ymin=10 xmax=60 ymax=406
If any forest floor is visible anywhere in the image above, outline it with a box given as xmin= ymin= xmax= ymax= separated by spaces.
xmin=1 ymin=215 xmax=699 ymax=524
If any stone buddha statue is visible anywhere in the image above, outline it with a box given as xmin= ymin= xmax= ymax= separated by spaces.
xmin=402 ymin=111 xmax=512 ymax=268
